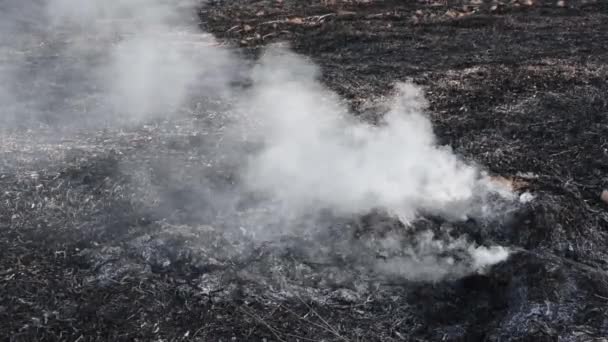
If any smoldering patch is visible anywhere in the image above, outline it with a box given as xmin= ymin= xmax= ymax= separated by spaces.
xmin=1 ymin=0 xmax=532 ymax=306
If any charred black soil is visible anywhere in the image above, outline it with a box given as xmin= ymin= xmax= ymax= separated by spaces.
xmin=2 ymin=0 xmax=608 ymax=341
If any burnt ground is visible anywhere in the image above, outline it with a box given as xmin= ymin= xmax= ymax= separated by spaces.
xmin=3 ymin=0 xmax=608 ymax=341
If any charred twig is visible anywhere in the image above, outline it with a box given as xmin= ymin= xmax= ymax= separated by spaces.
xmin=259 ymin=13 xmax=337 ymax=27
xmin=593 ymin=293 xmax=608 ymax=301
xmin=226 ymin=25 xmax=241 ymax=33
xmin=281 ymin=303 xmax=347 ymax=338
xmin=297 ymin=296 xmax=346 ymax=340
xmin=238 ymin=305 xmax=286 ymax=342
xmin=281 ymin=295 xmax=350 ymax=342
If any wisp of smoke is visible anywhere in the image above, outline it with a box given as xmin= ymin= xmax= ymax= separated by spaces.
xmin=374 ymin=230 xmax=511 ymax=282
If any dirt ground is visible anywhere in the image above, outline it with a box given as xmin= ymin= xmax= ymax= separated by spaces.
xmin=2 ymin=0 xmax=608 ymax=341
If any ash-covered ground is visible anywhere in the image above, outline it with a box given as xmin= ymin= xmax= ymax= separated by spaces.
xmin=2 ymin=0 xmax=608 ymax=341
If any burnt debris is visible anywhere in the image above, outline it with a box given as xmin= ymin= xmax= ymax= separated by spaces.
xmin=2 ymin=0 xmax=608 ymax=341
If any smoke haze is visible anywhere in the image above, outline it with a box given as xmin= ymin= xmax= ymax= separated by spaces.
xmin=0 ymin=0 xmax=517 ymax=282
xmin=0 ymin=0 xmax=235 ymax=130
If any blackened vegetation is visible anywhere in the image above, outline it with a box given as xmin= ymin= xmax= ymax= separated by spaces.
xmin=2 ymin=0 xmax=608 ymax=341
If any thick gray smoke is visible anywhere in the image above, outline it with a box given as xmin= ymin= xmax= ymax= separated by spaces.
xmin=0 ymin=0 xmax=515 ymax=281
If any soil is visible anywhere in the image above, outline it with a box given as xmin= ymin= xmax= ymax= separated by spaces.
xmin=3 ymin=0 xmax=608 ymax=341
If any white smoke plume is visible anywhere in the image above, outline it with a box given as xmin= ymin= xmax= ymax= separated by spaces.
xmin=241 ymin=47 xmax=514 ymax=224
xmin=231 ymin=47 xmax=514 ymax=279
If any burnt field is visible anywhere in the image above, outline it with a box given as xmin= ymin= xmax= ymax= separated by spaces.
xmin=2 ymin=0 xmax=608 ymax=341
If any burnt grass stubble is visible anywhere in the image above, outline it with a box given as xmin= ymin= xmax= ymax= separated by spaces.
xmin=3 ymin=0 xmax=608 ymax=341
